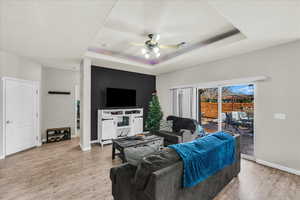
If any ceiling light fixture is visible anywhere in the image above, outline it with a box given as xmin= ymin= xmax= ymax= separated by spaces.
xmin=141 ymin=48 xmax=147 ymax=55
xmin=153 ymin=47 xmax=160 ymax=53
xmin=141 ymin=46 xmax=160 ymax=59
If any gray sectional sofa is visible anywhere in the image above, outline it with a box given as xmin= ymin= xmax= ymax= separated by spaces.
xmin=110 ymin=134 xmax=241 ymax=200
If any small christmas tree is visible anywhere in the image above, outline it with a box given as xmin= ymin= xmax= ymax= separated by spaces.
xmin=146 ymin=91 xmax=163 ymax=133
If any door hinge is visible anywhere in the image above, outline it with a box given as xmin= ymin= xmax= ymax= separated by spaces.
xmin=36 ymin=113 xmax=38 ymax=118
xmin=36 ymin=90 xmax=38 ymax=95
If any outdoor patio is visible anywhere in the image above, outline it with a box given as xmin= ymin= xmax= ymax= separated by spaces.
xmin=201 ymin=118 xmax=254 ymax=156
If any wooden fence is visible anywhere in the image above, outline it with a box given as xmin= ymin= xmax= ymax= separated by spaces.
xmin=200 ymin=102 xmax=254 ymax=118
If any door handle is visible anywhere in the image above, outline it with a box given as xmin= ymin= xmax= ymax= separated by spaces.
xmin=6 ymin=120 xmax=12 ymax=124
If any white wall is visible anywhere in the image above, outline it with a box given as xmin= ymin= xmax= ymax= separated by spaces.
xmin=0 ymin=50 xmax=42 ymax=158
xmin=0 ymin=51 xmax=42 ymax=81
xmin=157 ymin=40 xmax=300 ymax=172
xmin=41 ymin=67 xmax=80 ymax=140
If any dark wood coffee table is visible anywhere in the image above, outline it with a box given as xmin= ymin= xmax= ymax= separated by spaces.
xmin=112 ymin=134 xmax=164 ymax=163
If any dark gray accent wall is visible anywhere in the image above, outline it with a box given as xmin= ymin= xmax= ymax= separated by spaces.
xmin=91 ymin=66 xmax=156 ymax=141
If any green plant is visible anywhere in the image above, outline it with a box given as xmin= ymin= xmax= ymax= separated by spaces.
xmin=145 ymin=91 xmax=163 ymax=133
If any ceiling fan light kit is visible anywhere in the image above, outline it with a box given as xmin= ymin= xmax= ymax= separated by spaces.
xmin=134 ymin=33 xmax=185 ymax=59
xmin=142 ymin=48 xmax=160 ymax=59
xmin=153 ymin=46 xmax=160 ymax=53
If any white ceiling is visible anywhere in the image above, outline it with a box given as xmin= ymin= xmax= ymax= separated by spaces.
xmin=88 ymin=0 xmax=244 ymax=66
xmin=0 ymin=0 xmax=300 ymax=74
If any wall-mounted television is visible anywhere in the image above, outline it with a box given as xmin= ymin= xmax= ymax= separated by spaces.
xmin=106 ymin=88 xmax=136 ymax=107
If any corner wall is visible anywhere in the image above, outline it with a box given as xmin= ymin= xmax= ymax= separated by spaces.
xmin=157 ymin=40 xmax=300 ymax=171
xmin=41 ymin=67 xmax=80 ymax=141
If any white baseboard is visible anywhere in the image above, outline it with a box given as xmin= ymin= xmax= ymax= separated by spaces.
xmin=0 ymin=155 xmax=5 ymax=160
xmin=80 ymin=144 xmax=91 ymax=151
xmin=256 ymin=159 xmax=300 ymax=176
xmin=90 ymin=140 xmax=99 ymax=144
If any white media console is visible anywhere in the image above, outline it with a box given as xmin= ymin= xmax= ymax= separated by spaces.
xmin=98 ymin=108 xmax=143 ymax=147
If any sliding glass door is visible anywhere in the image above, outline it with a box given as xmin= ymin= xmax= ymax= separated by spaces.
xmin=222 ymin=84 xmax=254 ymax=156
xmin=198 ymin=84 xmax=255 ymax=157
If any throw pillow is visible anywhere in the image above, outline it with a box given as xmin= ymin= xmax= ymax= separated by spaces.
xmin=197 ymin=125 xmax=206 ymax=137
xmin=124 ymin=143 xmax=160 ymax=166
xmin=159 ymin=119 xmax=173 ymax=132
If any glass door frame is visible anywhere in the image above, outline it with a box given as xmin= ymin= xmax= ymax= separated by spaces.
xmin=196 ymin=82 xmax=256 ymax=160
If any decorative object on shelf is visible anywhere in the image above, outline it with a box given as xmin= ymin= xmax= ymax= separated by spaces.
xmin=145 ymin=91 xmax=163 ymax=133
xmin=48 ymin=91 xmax=71 ymax=95
xmin=46 ymin=127 xmax=71 ymax=143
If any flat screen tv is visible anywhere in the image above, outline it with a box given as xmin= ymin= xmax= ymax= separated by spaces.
xmin=106 ymin=88 xmax=136 ymax=107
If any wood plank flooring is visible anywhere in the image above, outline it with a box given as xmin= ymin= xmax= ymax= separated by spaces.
xmin=0 ymin=138 xmax=299 ymax=200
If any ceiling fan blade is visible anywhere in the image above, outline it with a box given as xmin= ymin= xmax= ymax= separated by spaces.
xmin=159 ymin=42 xmax=186 ymax=49
xmin=159 ymin=45 xmax=179 ymax=49
xmin=130 ymin=42 xmax=145 ymax=46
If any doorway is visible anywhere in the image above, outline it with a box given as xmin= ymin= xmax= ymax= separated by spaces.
xmin=74 ymin=85 xmax=80 ymax=137
xmin=2 ymin=78 xmax=40 ymax=156
xmin=198 ymin=84 xmax=255 ymax=157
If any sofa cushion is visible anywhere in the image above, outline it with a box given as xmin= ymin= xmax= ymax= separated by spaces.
xmin=124 ymin=143 xmax=160 ymax=166
xmin=134 ymin=147 xmax=181 ymax=190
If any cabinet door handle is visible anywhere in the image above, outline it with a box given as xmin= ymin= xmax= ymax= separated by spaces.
xmin=6 ymin=120 xmax=13 ymax=124
xmin=102 ymin=118 xmax=113 ymax=121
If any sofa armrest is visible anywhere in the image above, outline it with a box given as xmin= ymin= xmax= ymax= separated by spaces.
xmin=233 ymin=134 xmax=241 ymax=174
xmin=154 ymin=131 xmax=182 ymax=144
xmin=151 ymin=162 xmax=183 ymax=200
xmin=110 ymin=163 xmax=137 ymax=200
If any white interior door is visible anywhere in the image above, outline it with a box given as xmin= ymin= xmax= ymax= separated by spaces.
xmin=5 ymin=79 xmax=38 ymax=155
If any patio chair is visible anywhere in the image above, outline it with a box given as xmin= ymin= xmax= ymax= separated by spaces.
xmin=224 ymin=112 xmax=241 ymax=134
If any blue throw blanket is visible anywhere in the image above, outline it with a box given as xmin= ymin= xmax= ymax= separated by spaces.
xmin=169 ymin=132 xmax=235 ymax=188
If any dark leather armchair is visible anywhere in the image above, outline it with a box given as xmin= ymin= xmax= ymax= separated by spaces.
xmin=154 ymin=116 xmax=199 ymax=146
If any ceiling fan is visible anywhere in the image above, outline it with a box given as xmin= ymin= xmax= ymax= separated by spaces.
xmin=131 ymin=33 xmax=186 ymax=59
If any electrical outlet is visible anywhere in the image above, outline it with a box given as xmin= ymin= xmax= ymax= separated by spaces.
xmin=274 ymin=113 xmax=286 ymax=120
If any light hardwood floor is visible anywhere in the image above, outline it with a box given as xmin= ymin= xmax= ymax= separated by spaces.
xmin=0 ymin=138 xmax=299 ymax=200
